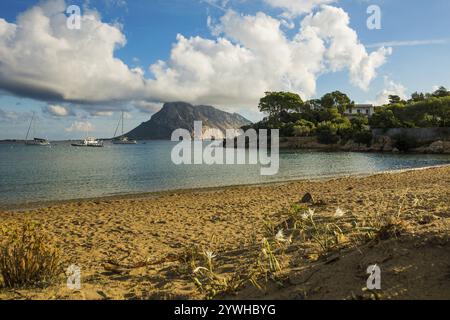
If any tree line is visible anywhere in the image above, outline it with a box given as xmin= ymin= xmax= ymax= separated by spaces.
xmin=245 ymin=87 xmax=450 ymax=145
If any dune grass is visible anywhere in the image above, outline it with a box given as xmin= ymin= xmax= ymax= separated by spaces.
xmin=0 ymin=221 xmax=63 ymax=288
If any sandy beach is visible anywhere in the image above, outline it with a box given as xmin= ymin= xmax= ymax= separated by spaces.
xmin=0 ymin=166 xmax=449 ymax=300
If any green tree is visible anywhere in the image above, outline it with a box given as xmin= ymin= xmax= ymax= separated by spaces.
xmin=432 ymin=86 xmax=450 ymax=98
xmin=293 ymin=119 xmax=316 ymax=137
xmin=258 ymin=92 xmax=304 ymax=122
xmin=410 ymin=92 xmax=425 ymax=102
xmin=320 ymin=91 xmax=353 ymax=113
xmin=369 ymin=109 xmax=402 ymax=129
xmin=316 ymin=121 xmax=340 ymax=144
xmin=388 ymin=95 xmax=402 ymax=105
xmin=318 ymin=107 xmax=342 ymax=122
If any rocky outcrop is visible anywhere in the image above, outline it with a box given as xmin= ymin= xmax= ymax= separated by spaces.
xmin=412 ymin=140 xmax=450 ymax=154
xmin=371 ymin=136 xmax=393 ymax=152
xmin=126 ymin=102 xmax=251 ymax=140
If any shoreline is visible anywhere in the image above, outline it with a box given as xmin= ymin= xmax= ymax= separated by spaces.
xmin=2 ymin=163 xmax=449 ymax=212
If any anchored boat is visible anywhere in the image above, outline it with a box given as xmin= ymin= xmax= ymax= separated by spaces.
xmin=25 ymin=138 xmax=51 ymax=146
xmin=112 ymin=111 xmax=137 ymax=145
xmin=71 ymin=137 xmax=104 ymax=148
xmin=25 ymin=112 xmax=50 ymax=146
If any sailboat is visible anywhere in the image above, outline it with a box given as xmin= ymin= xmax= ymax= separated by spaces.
xmin=25 ymin=112 xmax=50 ymax=146
xmin=112 ymin=111 xmax=137 ymax=145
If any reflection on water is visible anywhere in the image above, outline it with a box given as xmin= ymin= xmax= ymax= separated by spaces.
xmin=0 ymin=140 xmax=449 ymax=205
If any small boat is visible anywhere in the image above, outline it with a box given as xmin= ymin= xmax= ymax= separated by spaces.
xmin=25 ymin=112 xmax=50 ymax=146
xmin=112 ymin=111 xmax=137 ymax=145
xmin=113 ymin=136 xmax=138 ymax=145
xmin=71 ymin=137 xmax=104 ymax=148
xmin=26 ymin=138 xmax=51 ymax=146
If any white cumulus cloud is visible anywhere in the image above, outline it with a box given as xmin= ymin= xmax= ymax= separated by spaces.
xmin=0 ymin=0 xmax=391 ymax=113
xmin=372 ymin=77 xmax=407 ymax=106
xmin=147 ymin=6 xmax=391 ymax=109
xmin=43 ymin=104 xmax=74 ymax=117
xmin=65 ymin=121 xmax=94 ymax=133
xmin=265 ymin=0 xmax=337 ymax=17
xmin=0 ymin=0 xmax=147 ymax=104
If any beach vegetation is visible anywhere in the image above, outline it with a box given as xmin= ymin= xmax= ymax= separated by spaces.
xmin=180 ymin=245 xmax=249 ymax=299
xmin=0 ymin=222 xmax=62 ymax=288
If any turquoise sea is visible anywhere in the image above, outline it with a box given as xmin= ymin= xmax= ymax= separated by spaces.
xmin=0 ymin=141 xmax=449 ymax=207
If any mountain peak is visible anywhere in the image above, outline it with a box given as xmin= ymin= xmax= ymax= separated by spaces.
xmin=126 ymin=102 xmax=252 ymax=140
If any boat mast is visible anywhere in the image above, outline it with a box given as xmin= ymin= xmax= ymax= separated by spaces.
xmin=113 ymin=114 xmax=121 ymax=138
xmin=122 ymin=111 xmax=124 ymax=136
xmin=25 ymin=112 xmax=34 ymax=141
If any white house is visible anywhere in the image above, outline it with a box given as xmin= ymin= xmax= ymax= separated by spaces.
xmin=344 ymin=104 xmax=375 ymax=117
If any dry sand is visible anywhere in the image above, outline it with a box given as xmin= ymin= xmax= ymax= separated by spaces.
xmin=0 ymin=166 xmax=449 ymax=300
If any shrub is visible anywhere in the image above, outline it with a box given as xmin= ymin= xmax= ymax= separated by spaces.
xmin=0 ymin=222 xmax=62 ymax=288
xmin=293 ymin=125 xmax=310 ymax=137
xmin=293 ymin=119 xmax=316 ymax=137
xmin=316 ymin=121 xmax=340 ymax=144
xmin=369 ymin=109 xmax=402 ymax=129
xmin=280 ymin=123 xmax=295 ymax=137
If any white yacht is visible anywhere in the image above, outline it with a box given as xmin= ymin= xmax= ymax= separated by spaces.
xmin=25 ymin=138 xmax=51 ymax=146
xmin=71 ymin=137 xmax=104 ymax=148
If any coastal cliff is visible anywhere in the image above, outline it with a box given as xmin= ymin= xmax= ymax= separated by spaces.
xmin=125 ymin=102 xmax=251 ymax=140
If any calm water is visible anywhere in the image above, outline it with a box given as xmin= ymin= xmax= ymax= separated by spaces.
xmin=1 ymin=141 xmax=449 ymax=206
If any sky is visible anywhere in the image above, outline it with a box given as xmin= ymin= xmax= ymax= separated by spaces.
xmin=0 ymin=0 xmax=449 ymax=140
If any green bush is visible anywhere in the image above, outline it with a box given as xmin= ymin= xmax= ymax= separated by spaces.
xmin=316 ymin=122 xmax=340 ymax=144
xmin=280 ymin=123 xmax=295 ymax=137
xmin=369 ymin=109 xmax=402 ymax=129
xmin=370 ymin=96 xmax=450 ymax=129
xmin=293 ymin=119 xmax=316 ymax=137
xmin=293 ymin=125 xmax=311 ymax=137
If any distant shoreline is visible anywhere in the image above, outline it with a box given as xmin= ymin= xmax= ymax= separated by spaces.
xmin=2 ymin=163 xmax=449 ymax=212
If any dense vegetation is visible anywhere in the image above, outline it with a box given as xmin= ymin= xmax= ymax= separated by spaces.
xmin=370 ymin=87 xmax=450 ymax=129
xmin=247 ymin=90 xmax=371 ymax=145
xmin=247 ymin=87 xmax=450 ymax=145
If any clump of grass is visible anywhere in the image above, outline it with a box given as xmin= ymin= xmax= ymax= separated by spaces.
xmin=192 ymin=266 xmax=248 ymax=300
xmin=0 ymin=222 xmax=63 ymax=288
xmin=258 ymin=238 xmax=282 ymax=274
xmin=373 ymin=216 xmax=409 ymax=241
xmin=248 ymin=224 xmax=294 ymax=291
xmin=178 ymin=244 xmax=202 ymax=275
xmin=288 ymin=205 xmax=349 ymax=256
xmin=357 ymin=215 xmax=409 ymax=242
xmin=187 ymin=248 xmax=248 ymax=299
